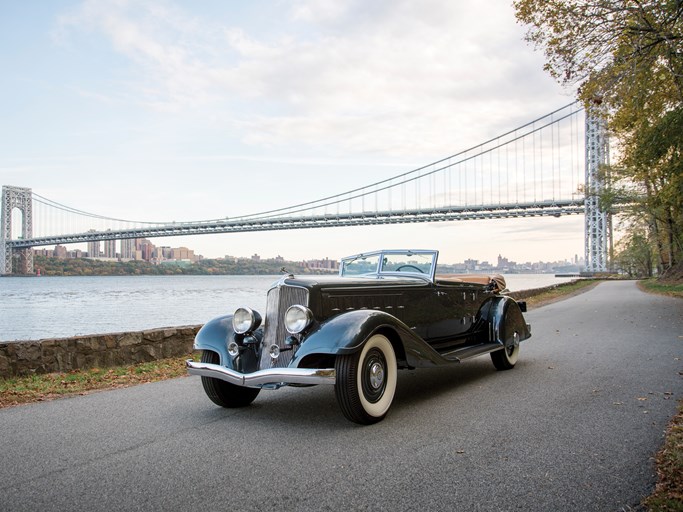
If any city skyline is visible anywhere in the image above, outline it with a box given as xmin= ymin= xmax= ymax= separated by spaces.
xmin=35 ymin=237 xmax=585 ymax=273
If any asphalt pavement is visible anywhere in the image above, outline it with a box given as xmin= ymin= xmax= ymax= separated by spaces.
xmin=0 ymin=280 xmax=681 ymax=512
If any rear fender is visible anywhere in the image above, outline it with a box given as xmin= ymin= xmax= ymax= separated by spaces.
xmin=480 ymin=296 xmax=531 ymax=345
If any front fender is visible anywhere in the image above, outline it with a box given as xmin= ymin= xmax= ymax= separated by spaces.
xmin=290 ymin=310 xmax=448 ymax=369
xmin=193 ymin=315 xmax=235 ymax=368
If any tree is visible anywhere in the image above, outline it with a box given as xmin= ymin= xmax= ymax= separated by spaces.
xmin=614 ymin=226 xmax=655 ymax=277
xmin=514 ymin=1 xmax=682 ymax=120
xmin=514 ymin=0 xmax=683 ymax=272
xmin=618 ymin=106 xmax=683 ymax=270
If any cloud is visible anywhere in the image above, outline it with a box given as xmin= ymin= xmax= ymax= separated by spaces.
xmin=54 ymin=0 xmax=568 ymax=155
xmin=289 ymin=0 xmax=354 ymax=24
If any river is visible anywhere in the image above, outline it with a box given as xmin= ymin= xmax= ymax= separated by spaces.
xmin=0 ymin=274 xmax=574 ymax=342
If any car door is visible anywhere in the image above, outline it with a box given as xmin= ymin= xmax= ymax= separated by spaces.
xmin=424 ymin=283 xmax=481 ymax=341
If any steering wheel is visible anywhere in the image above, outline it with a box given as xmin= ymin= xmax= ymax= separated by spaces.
xmin=396 ymin=264 xmax=425 ymax=274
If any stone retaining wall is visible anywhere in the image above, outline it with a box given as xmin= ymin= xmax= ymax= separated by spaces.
xmin=0 ymin=325 xmax=202 ymax=379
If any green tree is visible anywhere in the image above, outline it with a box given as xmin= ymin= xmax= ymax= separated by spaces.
xmin=614 ymin=226 xmax=655 ymax=277
xmin=619 ymin=107 xmax=683 ymax=271
xmin=514 ymin=0 xmax=683 ymax=273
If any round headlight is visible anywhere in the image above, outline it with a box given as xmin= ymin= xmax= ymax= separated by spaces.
xmin=227 ymin=341 xmax=240 ymax=357
xmin=285 ymin=305 xmax=313 ymax=334
xmin=232 ymin=307 xmax=262 ymax=334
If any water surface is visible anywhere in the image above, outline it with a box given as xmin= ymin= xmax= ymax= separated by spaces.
xmin=0 ymin=274 xmax=574 ymax=342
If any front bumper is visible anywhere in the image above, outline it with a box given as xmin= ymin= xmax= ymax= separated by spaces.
xmin=186 ymin=360 xmax=336 ymax=388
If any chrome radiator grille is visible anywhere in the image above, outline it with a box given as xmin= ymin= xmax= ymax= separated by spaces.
xmin=260 ymin=285 xmax=309 ymax=369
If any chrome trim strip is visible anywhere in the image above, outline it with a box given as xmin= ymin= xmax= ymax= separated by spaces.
xmin=186 ymin=360 xmax=336 ymax=387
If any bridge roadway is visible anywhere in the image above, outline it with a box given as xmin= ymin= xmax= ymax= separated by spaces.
xmin=2 ymin=281 xmax=680 ymax=511
xmin=8 ymin=199 xmax=584 ymax=248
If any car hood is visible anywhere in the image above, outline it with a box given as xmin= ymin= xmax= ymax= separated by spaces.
xmin=277 ymin=275 xmax=429 ymax=291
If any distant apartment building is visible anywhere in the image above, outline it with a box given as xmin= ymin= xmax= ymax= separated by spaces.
xmin=103 ymin=238 xmax=117 ymax=259
xmin=497 ymin=254 xmax=511 ymax=269
xmin=136 ymin=239 xmax=155 ymax=261
xmin=303 ymin=258 xmax=339 ymax=271
xmin=54 ymin=245 xmax=67 ymax=259
xmin=121 ymin=238 xmax=136 ymax=260
xmin=158 ymin=246 xmax=173 ymax=260
xmin=87 ymin=239 xmax=100 ymax=258
xmin=464 ymin=259 xmax=479 ymax=271
xmin=171 ymin=247 xmax=196 ymax=262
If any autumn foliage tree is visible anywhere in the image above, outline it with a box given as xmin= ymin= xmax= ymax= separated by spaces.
xmin=514 ymin=0 xmax=683 ymax=274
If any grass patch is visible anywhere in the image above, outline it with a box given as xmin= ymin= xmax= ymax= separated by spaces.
xmin=517 ymin=279 xmax=601 ymax=309
xmin=0 ymin=355 xmax=194 ymax=408
xmin=644 ymin=402 xmax=683 ymax=511
xmin=639 ymin=279 xmax=683 ymax=299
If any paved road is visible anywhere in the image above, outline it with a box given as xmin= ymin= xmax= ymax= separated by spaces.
xmin=1 ymin=281 xmax=681 ymax=512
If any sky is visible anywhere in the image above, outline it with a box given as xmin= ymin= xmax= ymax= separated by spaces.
xmin=0 ymin=0 xmax=585 ymax=265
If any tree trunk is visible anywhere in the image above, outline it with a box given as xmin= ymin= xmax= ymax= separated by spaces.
xmin=666 ymin=207 xmax=676 ymax=268
xmin=644 ymin=179 xmax=666 ymax=274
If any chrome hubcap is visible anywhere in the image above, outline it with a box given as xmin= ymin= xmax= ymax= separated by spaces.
xmin=362 ymin=347 xmax=388 ymax=403
xmin=369 ymin=362 xmax=385 ymax=389
xmin=505 ymin=332 xmax=520 ymax=356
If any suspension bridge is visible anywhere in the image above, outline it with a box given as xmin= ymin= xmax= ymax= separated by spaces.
xmin=1 ymin=102 xmax=611 ymax=276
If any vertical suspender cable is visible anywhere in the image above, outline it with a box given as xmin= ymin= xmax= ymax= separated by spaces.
xmin=522 ymin=137 xmax=526 ymax=203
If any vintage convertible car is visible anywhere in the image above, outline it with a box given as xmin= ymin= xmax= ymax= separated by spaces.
xmin=187 ymin=249 xmax=531 ymax=424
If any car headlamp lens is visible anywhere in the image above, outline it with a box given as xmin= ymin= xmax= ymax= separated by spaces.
xmin=285 ymin=305 xmax=313 ymax=334
xmin=227 ymin=341 xmax=240 ymax=357
xmin=232 ymin=307 xmax=262 ymax=334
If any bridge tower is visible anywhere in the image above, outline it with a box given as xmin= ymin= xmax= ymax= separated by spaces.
xmin=1 ymin=186 xmax=34 ymax=275
xmin=584 ymin=104 xmax=611 ymax=273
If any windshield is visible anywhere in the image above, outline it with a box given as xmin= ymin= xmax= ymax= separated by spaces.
xmin=340 ymin=253 xmax=381 ymax=276
xmin=340 ymin=250 xmax=438 ymax=280
xmin=380 ymin=253 xmax=433 ymax=275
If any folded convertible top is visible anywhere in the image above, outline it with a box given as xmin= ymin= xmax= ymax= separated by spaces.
xmin=434 ymin=274 xmax=507 ymax=292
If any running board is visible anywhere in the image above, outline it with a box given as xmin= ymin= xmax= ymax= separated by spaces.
xmin=441 ymin=342 xmax=503 ymax=362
